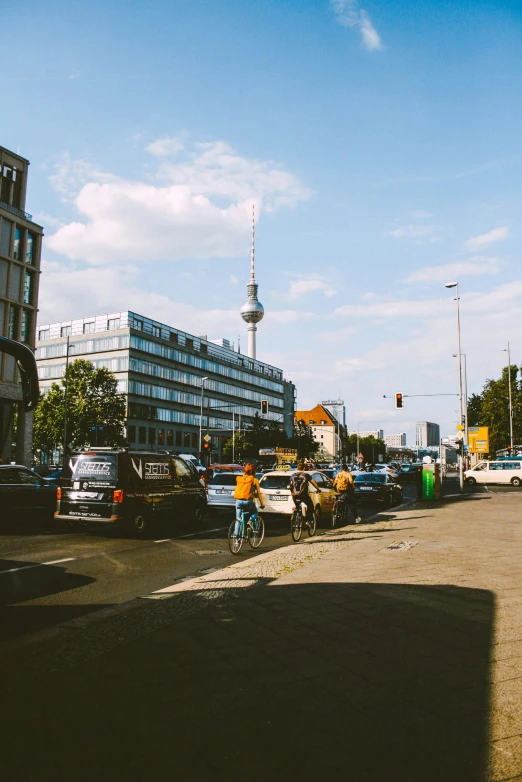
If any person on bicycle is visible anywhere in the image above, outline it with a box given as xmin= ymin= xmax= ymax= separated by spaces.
xmin=334 ymin=464 xmax=361 ymax=524
xmin=290 ymin=462 xmax=321 ymax=523
xmin=233 ymin=463 xmax=264 ymax=534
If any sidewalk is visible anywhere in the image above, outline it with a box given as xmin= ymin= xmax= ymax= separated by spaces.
xmin=3 ymin=492 xmax=522 ymax=781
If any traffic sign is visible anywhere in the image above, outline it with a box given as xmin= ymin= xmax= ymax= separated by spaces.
xmin=204 ymin=434 xmax=211 ymax=443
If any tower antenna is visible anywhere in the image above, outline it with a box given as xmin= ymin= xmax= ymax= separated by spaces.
xmin=251 ymin=204 xmax=255 ymax=282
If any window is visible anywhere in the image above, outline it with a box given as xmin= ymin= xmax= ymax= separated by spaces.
xmin=134 ymin=319 xmax=143 ymax=331
xmin=138 ymin=426 xmax=146 ymax=444
xmin=13 ymin=228 xmax=21 ymax=260
xmin=186 ymin=338 xmax=193 ymax=350
xmin=38 ymin=329 xmax=50 ymax=341
xmin=503 ymin=462 xmax=521 ymax=470
xmin=0 ymin=218 xmax=12 ymax=257
xmin=60 ymin=326 xmax=72 ymax=337
xmin=152 ymin=325 xmax=161 ymax=338
xmin=200 ymin=343 xmax=207 ymax=354
xmin=158 ymin=429 xmax=165 ymax=446
xmin=167 ymin=430 xmax=174 ymax=446
xmin=127 ymin=425 xmax=136 ymax=443
xmin=191 ymin=432 xmax=198 ymax=449
xmin=9 ymin=263 xmax=21 ymax=300
xmin=175 ymin=431 xmax=182 ymax=446
xmin=23 ymin=271 xmax=32 ymax=304
xmin=169 ymin=332 xmax=178 ymax=343
xmin=8 ymin=306 xmax=18 ymax=339
xmin=83 ymin=321 xmax=95 ymax=334
xmin=309 ymin=420 xmax=315 ymax=425
xmin=148 ymin=428 xmax=156 ymax=445
xmin=20 ymin=310 xmax=30 ymax=343
xmin=26 ymin=233 xmax=34 ymax=264
xmin=0 ymin=259 xmax=7 ymax=297
xmin=184 ymin=432 xmax=190 ymax=447
xmin=489 ymin=463 xmax=503 ymax=471
xmin=108 ymin=318 xmax=120 ymax=330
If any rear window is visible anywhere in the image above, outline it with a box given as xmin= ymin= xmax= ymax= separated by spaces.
xmin=260 ymin=475 xmax=292 ymax=490
xmin=355 ymin=474 xmax=386 ymax=484
xmin=65 ymin=454 xmax=118 ymax=488
xmin=209 ymin=473 xmax=241 ymax=486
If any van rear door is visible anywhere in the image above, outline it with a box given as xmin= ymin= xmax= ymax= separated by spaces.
xmin=60 ymin=453 xmax=118 ymax=519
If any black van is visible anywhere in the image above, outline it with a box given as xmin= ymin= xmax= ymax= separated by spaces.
xmin=55 ymin=448 xmax=206 ymax=536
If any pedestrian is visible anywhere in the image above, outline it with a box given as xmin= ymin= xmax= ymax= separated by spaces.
xmin=333 ymin=463 xmax=361 ymax=524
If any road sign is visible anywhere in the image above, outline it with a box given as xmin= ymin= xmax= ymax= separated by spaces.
xmin=203 ymin=434 xmax=211 ymax=443
xmin=468 ymin=426 xmax=489 ymax=453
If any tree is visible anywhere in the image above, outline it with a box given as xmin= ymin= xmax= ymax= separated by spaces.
xmin=288 ymin=419 xmax=319 ymax=459
xmin=33 ymin=359 xmax=126 ymax=457
xmin=466 ymin=365 xmax=522 ymax=454
xmin=222 ymin=432 xmax=253 ymax=462
xmin=345 ymin=434 xmax=386 ymax=463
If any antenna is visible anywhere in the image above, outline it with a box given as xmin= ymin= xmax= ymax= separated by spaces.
xmin=238 ymin=334 xmax=241 ymax=353
xmin=251 ymin=203 xmax=255 ymax=282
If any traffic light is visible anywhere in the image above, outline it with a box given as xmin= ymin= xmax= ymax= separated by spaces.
xmin=261 ymin=399 xmax=268 ymax=415
xmin=395 ymin=393 xmax=403 ymax=409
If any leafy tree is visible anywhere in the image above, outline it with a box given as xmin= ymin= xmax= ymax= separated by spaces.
xmin=222 ymin=432 xmax=253 ymax=462
xmin=33 ymin=359 xmax=126 ymax=458
xmin=465 ymin=365 xmax=522 ymax=454
xmin=467 ymin=393 xmax=483 ymax=427
xmin=346 ymin=434 xmax=386 ymax=463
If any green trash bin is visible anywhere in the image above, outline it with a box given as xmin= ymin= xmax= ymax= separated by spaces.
xmin=422 ymin=465 xmax=435 ymax=500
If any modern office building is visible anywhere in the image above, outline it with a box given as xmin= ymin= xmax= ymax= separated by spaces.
xmin=415 ymin=421 xmax=440 ymax=447
xmin=321 ymin=399 xmax=346 ymax=428
xmin=0 ymin=146 xmax=43 ymax=464
xmin=295 ymin=403 xmax=345 ymax=460
xmin=354 ymin=429 xmax=384 ymax=440
xmin=36 ymin=311 xmax=295 ymax=461
xmin=384 ymin=433 xmax=407 ymax=448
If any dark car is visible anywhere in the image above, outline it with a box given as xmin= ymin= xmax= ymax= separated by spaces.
xmin=398 ymin=463 xmax=422 ymax=482
xmin=0 ymin=465 xmax=56 ymax=525
xmin=55 ymin=449 xmax=206 ymax=536
xmin=354 ymin=473 xmax=403 ymax=507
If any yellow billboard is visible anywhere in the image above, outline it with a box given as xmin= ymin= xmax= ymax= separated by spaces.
xmin=468 ymin=426 xmax=489 ymax=453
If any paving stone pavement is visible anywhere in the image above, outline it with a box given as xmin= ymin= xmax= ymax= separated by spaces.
xmin=3 ymin=491 xmax=522 ymax=781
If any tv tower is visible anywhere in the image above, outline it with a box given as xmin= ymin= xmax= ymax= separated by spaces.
xmin=240 ymin=205 xmax=264 ymax=359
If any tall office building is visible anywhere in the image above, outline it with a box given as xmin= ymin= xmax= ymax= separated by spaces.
xmin=415 ymin=421 xmax=440 ymax=447
xmin=384 ymin=433 xmax=407 ymax=448
xmin=354 ymin=429 xmax=384 ymax=440
xmin=36 ymin=311 xmax=295 ymax=461
xmin=321 ymin=399 xmax=346 ymax=428
xmin=0 ymin=146 xmax=43 ymax=464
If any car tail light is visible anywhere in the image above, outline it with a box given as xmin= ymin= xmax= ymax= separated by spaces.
xmin=113 ymin=489 xmax=124 ymax=503
xmin=56 ymin=487 xmax=62 ymax=500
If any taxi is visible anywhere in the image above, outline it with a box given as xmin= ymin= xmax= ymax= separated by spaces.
xmin=258 ymin=470 xmax=337 ymax=523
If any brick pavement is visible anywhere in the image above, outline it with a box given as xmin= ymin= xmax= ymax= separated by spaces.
xmin=2 ymin=492 xmax=522 ymax=781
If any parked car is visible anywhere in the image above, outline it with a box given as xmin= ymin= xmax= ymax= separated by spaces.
xmin=0 ymin=465 xmax=56 ymax=524
xmin=396 ymin=463 xmax=422 ymax=482
xmin=258 ymin=470 xmax=336 ymax=524
xmin=354 ymin=473 xmax=403 ymax=507
xmin=202 ymin=464 xmax=243 ymax=486
xmin=55 ymin=449 xmax=207 ymax=536
xmin=178 ymin=454 xmax=205 ymax=475
xmin=465 ymin=460 xmax=522 ymax=487
xmin=206 ymin=471 xmax=243 ymax=510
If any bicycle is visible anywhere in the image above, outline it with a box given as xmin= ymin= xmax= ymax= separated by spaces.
xmin=331 ymin=493 xmax=347 ymax=529
xmin=228 ymin=505 xmax=265 ymax=554
xmin=290 ymin=500 xmax=316 ymax=542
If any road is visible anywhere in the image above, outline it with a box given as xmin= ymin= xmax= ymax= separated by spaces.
xmin=1 ymin=485 xmax=420 ymax=644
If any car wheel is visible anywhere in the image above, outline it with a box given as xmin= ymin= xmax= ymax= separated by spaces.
xmin=132 ymin=512 xmax=152 ymax=537
xmin=511 ymin=477 xmax=522 ymax=487
xmin=194 ymin=501 xmax=206 ymax=524
xmin=466 ymin=477 xmax=476 ymax=486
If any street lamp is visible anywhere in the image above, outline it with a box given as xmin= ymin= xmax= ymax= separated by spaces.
xmin=453 ymin=353 xmax=468 ymax=449
xmin=501 ymin=344 xmax=514 ymax=452
xmin=198 ymin=377 xmax=209 ymax=457
xmin=445 ymin=282 xmax=464 ymax=490
xmin=62 ymin=336 xmax=75 ymax=465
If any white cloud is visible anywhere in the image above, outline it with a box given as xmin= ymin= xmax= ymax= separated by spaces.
xmin=46 ymin=140 xmax=310 ymax=264
xmin=406 ymin=258 xmax=503 ymax=283
xmin=287 ymin=278 xmax=336 ymax=299
xmin=229 ymin=274 xmax=239 ymax=285
xmin=145 ymin=137 xmax=184 ymax=157
xmin=331 ymin=0 xmax=383 ymax=51
xmin=465 ymin=226 xmax=509 ymax=250
xmin=389 ymin=224 xmax=437 ymax=240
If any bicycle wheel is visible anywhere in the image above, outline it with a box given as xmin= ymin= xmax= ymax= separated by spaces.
xmin=228 ymin=520 xmax=244 ymax=554
xmin=248 ymin=514 xmax=265 ymax=549
xmin=332 ymin=502 xmax=339 ymax=528
xmin=308 ymin=508 xmax=317 ymax=537
xmin=291 ymin=510 xmax=302 ymax=542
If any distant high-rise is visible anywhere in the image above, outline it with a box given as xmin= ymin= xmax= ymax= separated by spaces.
xmin=240 ymin=205 xmax=264 ymax=359
xmin=384 ymin=433 xmax=407 ymax=448
xmin=416 ymin=421 xmax=440 ymax=447
xmin=0 ymin=146 xmax=43 ymax=464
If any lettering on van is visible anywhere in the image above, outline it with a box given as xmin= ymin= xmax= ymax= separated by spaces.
xmin=131 ymin=458 xmax=171 ymax=480
xmin=71 ymin=459 xmax=111 ymax=476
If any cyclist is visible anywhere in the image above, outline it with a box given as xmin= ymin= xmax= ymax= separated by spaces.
xmin=290 ymin=462 xmax=321 ymax=523
xmin=233 ymin=463 xmax=264 ymax=535
xmin=333 ymin=464 xmax=361 ymax=524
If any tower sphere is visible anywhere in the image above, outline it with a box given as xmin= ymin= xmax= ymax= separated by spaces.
xmin=241 ymin=298 xmax=264 ymax=324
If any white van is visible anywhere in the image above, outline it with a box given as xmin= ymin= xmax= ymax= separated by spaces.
xmin=465 ymin=460 xmax=522 ymax=487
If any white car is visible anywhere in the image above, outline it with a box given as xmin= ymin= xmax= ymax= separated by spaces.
xmin=178 ymin=454 xmax=205 ymax=475
xmin=258 ymin=470 xmax=337 ymax=523
xmin=465 ymin=460 xmax=522 ymax=487
xmin=206 ymin=471 xmax=243 ymax=509
xmin=373 ymin=464 xmax=400 ymax=480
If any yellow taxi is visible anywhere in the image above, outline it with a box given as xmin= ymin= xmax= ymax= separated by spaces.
xmin=258 ymin=470 xmax=336 ymax=523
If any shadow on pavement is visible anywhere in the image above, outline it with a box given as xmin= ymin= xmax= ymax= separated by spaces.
xmin=3 ymin=580 xmax=494 ymax=781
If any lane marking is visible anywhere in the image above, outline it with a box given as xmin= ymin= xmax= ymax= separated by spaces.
xmin=154 ymin=539 xmax=171 ymax=543
xmin=0 ymin=557 xmax=75 ymax=575
xmin=176 ymin=526 xmax=228 ymax=539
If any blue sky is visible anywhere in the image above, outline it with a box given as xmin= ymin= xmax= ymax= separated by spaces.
xmin=3 ymin=0 xmax=522 ymax=443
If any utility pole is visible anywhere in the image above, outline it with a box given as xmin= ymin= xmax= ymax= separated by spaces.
xmin=62 ymin=336 xmax=74 ymax=465
xmin=502 ymin=344 xmax=514 ymax=452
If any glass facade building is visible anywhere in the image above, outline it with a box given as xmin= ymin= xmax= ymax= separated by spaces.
xmin=36 ymin=311 xmax=296 ymax=460
xmin=0 ymin=146 xmax=43 ymax=464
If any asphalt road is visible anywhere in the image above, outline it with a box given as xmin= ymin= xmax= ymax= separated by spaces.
xmin=0 ymin=482 xmax=416 ymax=644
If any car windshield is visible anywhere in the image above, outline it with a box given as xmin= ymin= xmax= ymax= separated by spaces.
xmin=355 ymin=474 xmax=386 ymax=484
xmin=209 ymin=473 xmax=241 ymax=486
xmin=260 ymin=475 xmax=292 ymax=490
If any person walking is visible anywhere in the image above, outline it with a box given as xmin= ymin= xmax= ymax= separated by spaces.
xmin=333 ymin=463 xmax=361 ymax=524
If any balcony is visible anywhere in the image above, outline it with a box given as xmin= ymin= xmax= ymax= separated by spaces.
xmin=0 ymin=200 xmax=33 ymax=221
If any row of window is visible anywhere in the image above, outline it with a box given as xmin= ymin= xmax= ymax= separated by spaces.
xmin=0 ymin=260 xmax=35 ymax=305
xmin=0 ymin=218 xmax=36 ymax=265
xmin=0 ymin=302 xmax=32 ymax=343
xmin=39 ymin=317 xmax=121 ymax=341
xmin=127 ymin=426 xmax=199 ymax=448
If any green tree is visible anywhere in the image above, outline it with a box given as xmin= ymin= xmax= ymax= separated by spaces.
xmin=222 ymin=432 xmax=253 ymax=462
xmin=474 ymin=366 xmax=522 ymax=454
xmin=467 ymin=393 xmax=483 ymax=427
xmin=345 ymin=434 xmax=386 ymax=463
xmin=33 ymin=359 xmax=126 ymax=457
xmin=288 ymin=419 xmax=319 ymax=458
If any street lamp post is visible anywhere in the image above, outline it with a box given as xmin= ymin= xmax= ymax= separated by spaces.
xmin=62 ymin=336 xmax=75 ymax=466
xmin=445 ymin=282 xmax=464 ymax=490
xmin=453 ymin=353 xmax=468 ymax=451
xmin=502 ymin=344 xmax=514 ymax=452
xmin=198 ymin=377 xmax=209 ymax=457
